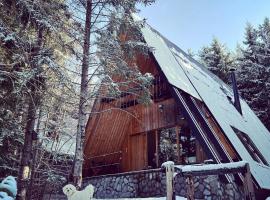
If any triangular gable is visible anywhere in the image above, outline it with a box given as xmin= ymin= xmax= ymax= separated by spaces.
xmin=134 ymin=14 xmax=270 ymax=190
xmin=137 ymin=20 xmax=201 ymax=101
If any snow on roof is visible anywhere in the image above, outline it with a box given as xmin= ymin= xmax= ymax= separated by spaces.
xmin=133 ymin=14 xmax=270 ymax=190
xmin=135 ymin=18 xmax=201 ymax=101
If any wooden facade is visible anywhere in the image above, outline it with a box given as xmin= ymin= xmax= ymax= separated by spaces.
xmin=82 ymin=18 xmax=270 ymax=197
xmin=83 ymin=51 xmax=239 ymax=177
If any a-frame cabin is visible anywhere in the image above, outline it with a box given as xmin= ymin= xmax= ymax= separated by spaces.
xmin=83 ymin=15 xmax=270 ymax=194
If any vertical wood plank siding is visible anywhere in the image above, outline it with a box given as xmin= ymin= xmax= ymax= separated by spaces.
xmin=83 ymin=52 xmax=237 ymax=176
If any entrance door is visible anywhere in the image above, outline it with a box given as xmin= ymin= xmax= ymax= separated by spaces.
xmin=147 ymin=131 xmax=157 ymax=168
xmin=130 ymin=133 xmax=147 ymax=171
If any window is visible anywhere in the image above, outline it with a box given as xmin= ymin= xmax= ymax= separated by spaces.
xmin=120 ymin=100 xmax=138 ymax=109
xmin=101 ymin=97 xmax=115 ymax=103
xmin=152 ymin=75 xmax=170 ymax=101
xmin=232 ymin=127 xmax=269 ymax=166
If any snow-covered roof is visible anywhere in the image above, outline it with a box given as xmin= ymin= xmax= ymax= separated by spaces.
xmin=133 ymin=14 xmax=270 ymax=190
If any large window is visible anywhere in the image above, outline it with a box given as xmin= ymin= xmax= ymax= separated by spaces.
xmin=232 ymin=127 xmax=269 ymax=166
xmin=158 ymin=126 xmax=198 ymax=165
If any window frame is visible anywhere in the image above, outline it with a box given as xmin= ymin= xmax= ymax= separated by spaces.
xmin=232 ymin=126 xmax=269 ymax=166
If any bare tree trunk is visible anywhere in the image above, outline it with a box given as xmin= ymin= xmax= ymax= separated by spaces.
xmin=17 ymin=29 xmax=43 ymax=200
xmin=36 ymin=105 xmax=44 ymax=133
xmin=27 ymin=104 xmax=43 ymax=199
xmin=72 ymin=0 xmax=92 ymax=188
xmin=17 ymin=89 xmax=37 ymax=200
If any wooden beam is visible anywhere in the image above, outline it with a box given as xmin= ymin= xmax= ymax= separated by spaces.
xmin=244 ymin=164 xmax=256 ymax=200
xmin=172 ymin=88 xmax=233 ymax=182
xmin=86 ymin=151 xmax=122 ymax=160
xmin=144 ymin=132 xmax=147 ymax=169
xmin=176 ymin=126 xmax=181 ymax=164
xmin=179 ymin=167 xmax=246 ymax=176
xmin=176 ymin=161 xmax=255 ymax=200
xmin=176 ymin=161 xmax=248 ymax=176
xmin=162 ymin=162 xmax=175 ymax=200
xmin=186 ymin=175 xmax=195 ymax=200
xmin=172 ymin=88 xmax=220 ymax=163
xmin=155 ymin=130 xmax=159 ymax=168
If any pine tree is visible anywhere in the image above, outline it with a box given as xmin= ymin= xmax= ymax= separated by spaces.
xmin=0 ymin=0 xmax=81 ymax=199
xmin=0 ymin=0 xmax=156 ymax=194
xmin=237 ymin=19 xmax=270 ymax=130
xmin=71 ymin=0 xmax=155 ymax=187
xmin=96 ymin=13 xmax=153 ymax=102
xmin=199 ymin=38 xmax=235 ymax=83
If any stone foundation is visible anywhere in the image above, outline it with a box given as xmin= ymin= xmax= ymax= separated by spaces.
xmin=84 ymin=169 xmax=166 ymax=198
xmin=83 ymin=169 xmax=244 ymax=200
xmin=43 ymin=194 xmax=67 ymax=200
xmin=174 ymin=175 xmax=243 ymax=200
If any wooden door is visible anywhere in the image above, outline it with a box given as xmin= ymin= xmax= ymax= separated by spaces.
xmin=129 ymin=133 xmax=147 ymax=171
xmin=147 ymin=131 xmax=157 ymax=168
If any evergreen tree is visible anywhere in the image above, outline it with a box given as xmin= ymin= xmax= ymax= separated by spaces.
xmin=0 ymin=0 xmax=81 ymax=199
xmin=96 ymin=13 xmax=153 ymax=103
xmin=199 ymin=38 xmax=235 ymax=83
xmin=71 ymin=0 xmax=155 ymax=187
xmin=237 ymin=19 xmax=270 ymax=130
xmin=0 ymin=0 xmax=157 ymax=195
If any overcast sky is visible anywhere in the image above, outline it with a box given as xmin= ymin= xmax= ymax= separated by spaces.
xmin=138 ymin=0 xmax=270 ymax=52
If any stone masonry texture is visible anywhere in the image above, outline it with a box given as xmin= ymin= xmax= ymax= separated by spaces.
xmin=82 ymin=169 xmax=244 ymax=200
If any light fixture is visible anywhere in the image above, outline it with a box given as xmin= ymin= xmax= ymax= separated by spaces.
xmin=158 ymin=104 xmax=164 ymax=112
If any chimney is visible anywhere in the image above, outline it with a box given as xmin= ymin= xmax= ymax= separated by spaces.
xmin=229 ymin=68 xmax=242 ymax=115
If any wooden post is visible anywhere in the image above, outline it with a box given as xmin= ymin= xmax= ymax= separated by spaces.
xmin=176 ymin=126 xmax=180 ymax=164
xmin=244 ymin=163 xmax=255 ymax=200
xmin=163 ymin=161 xmax=175 ymax=200
xmin=186 ymin=175 xmax=195 ymax=200
xmin=155 ymin=130 xmax=159 ymax=167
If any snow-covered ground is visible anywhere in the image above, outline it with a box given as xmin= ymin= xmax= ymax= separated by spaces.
xmin=97 ymin=197 xmax=186 ymax=200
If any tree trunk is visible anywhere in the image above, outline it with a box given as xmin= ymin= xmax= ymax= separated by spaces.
xmin=17 ymin=90 xmax=37 ymax=200
xmin=17 ymin=29 xmax=43 ymax=200
xmin=26 ymin=105 xmax=43 ymax=199
xmin=72 ymin=0 xmax=92 ymax=188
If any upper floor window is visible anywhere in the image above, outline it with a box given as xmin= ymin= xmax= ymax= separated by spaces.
xmin=232 ymin=127 xmax=269 ymax=166
xmin=152 ymin=75 xmax=171 ymax=101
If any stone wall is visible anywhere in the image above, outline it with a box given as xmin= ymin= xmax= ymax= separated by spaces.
xmin=83 ymin=169 xmax=167 ymax=198
xmin=43 ymin=194 xmax=67 ymax=200
xmin=83 ymin=169 xmax=244 ymax=200
xmin=174 ymin=175 xmax=243 ymax=200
